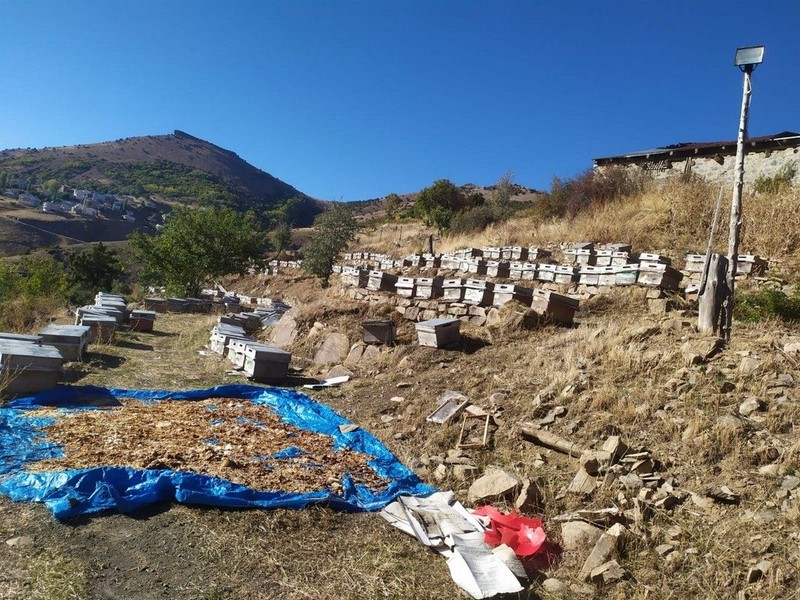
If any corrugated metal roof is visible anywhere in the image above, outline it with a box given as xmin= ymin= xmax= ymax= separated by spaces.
xmin=594 ymin=131 xmax=800 ymax=164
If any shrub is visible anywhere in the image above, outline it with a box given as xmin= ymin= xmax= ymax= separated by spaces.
xmin=449 ymin=205 xmax=503 ymax=234
xmin=734 ymin=285 xmax=800 ymax=323
xmin=753 ymin=162 xmax=797 ymax=194
xmin=536 ymin=166 xmax=644 ymax=219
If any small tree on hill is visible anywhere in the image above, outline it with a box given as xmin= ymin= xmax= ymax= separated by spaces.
xmin=302 ymin=203 xmax=359 ymax=287
xmin=383 ymin=193 xmax=401 ymax=219
xmin=414 ymin=179 xmax=466 ymax=234
xmin=272 ymin=221 xmax=293 ymax=259
xmin=130 ymin=206 xmax=270 ymax=296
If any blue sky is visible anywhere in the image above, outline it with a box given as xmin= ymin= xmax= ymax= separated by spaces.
xmin=1 ymin=1 xmax=797 ymax=200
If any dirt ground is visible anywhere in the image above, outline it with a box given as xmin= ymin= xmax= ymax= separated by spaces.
xmin=0 ymin=313 xmax=454 ymax=600
xmin=2 ymin=275 xmax=800 ymax=599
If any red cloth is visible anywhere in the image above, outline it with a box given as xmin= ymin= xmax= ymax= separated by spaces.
xmin=473 ymin=505 xmax=547 ymax=557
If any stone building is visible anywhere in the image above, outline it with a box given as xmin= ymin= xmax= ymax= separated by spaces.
xmin=593 ymin=131 xmax=800 ymax=185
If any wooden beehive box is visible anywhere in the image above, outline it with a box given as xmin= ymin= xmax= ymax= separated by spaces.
xmin=529 ymin=248 xmax=551 ymax=262
xmin=596 ymin=250 xmax=631 ymax=267
xmin=340 ymin=267 xmax=369 ymax=287
xmin=484 ymin=247 xmax=502 ymax=260
xmin=0 ymin=332 xmax=42 ymax=344
xmin=442 ymin=279 xmax=466 ymax=303
xmin=638 ymin=253 xmax=671 ymax=265
xmin=464 ymin=259 xmax=488 ymax=275
xmin=637 ymin=263 xmax=683 ymax=290
xmin=485 ymin=261 xmax=511 ymax=278
xmin=736 ymin=255 xmax=768 ymax=276
xmin=536 ymin=263 xmax=557 ymax=282
xmin=415 ymin=277 xmax=444 ymax=299
xmin=507 ymin=246 xmax=530 ymax=261
xmin=38 ymin=324 xmax=91 ymax=362
xmin=439 ymin=255 xmax=461 ymax=270
xmin=684 ymin=253 xmax=706 ymax=273
xmin=578 ymin=265 xmax=603 ymax=286
xmin=209 ymin=323 xmax=249 ymax=356
xmin=421 ymin=254 xmax=441 ymax=268
xmin=396 ymin=277 xmax=417 ymax=298
xmin=227 ymin=338 xmax=251 ymax=368
xmin=554 ymin=265 xmax=578 ymax=284
xmin=367 ymin=271 xmax=398 ymax=292
xmin=129 ymin=309 xmax=156 ymax=332
xmin=493 ymin=284 xmax=534 ymax=307
xmin=415 ymin=318 xmax=461 ymax=348
xmin=615 ymin=264 xmax=640 ymax=286
xmin=403 ymin=255 xmax=424 ymax=268
xmin=454 ymin=248 xmax=483 ymax=259
xmin=79 ymin=313 xmax=118 ymax=343
xmin=0 ymin=341 xmax=63 ymax=395
xmin=564 ymin=248 xmax=596 ymax=266
xmin=362 ymin=319 xmax=395 ymax=345
xmin=243 ymin=343 xmax=292 ymax=382
xmin=167 ymin=298 xmax=188 ymax=313
xmin=529 ymin=289 xmax=579 ymax=325
xmin=597 ymin=266 xmax=621 ymax=287
xmin=463 ymin=279 xmax=495 ymax=307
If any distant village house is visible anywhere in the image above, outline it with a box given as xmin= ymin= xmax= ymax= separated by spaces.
xmin=17 ymin=192 xmax=41 ymax=208
xmin=593 ymin=131 xmax=800 ymax=185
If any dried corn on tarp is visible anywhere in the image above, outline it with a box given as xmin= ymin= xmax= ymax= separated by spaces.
xmin=0 ymin=384 xmax=434 ymax=519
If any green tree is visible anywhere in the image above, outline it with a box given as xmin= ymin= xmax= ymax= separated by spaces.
xmin=302 ymin=203 xmax=359 ymax=287
xmin=65 ymin=243 xmax=125 ymax=305
xmin=0 ymin=260 xmax=22 ymax=301
xmin=383 ymin=193 xmax=401 ymax=218
xmin=414 ymin=179 xmax=466 ymax=234
xmin=489 ymin=171 xmax=515 ymax=212
xmin=272 ymin=221 xmax=293 ymax=259
xmin=42 ymin=178 xmax=61 ymax=201
xmin=280 ymin=197 xmax=306 ymax=226
xmin=130 ymin=206 xmax=271 ymax=296
xmin=17 ymin=255 xmax=67 ymax=298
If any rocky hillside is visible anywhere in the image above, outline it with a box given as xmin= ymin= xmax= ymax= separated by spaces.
xmin=0 ymin=130 xmax=320 ymax=221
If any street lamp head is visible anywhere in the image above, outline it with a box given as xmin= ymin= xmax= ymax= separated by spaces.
xmin=734 ymin=46 xmax=765 ymax=71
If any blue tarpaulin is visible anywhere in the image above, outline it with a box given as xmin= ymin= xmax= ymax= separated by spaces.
xmin=0 ymin=384 xmax=434 ymax=519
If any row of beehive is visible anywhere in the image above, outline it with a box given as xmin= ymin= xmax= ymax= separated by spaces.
xmin=208 ymin=318 xmax=291 ymax=382
xmin=340 ymin=258 xmax=683 ymax=294
xmin=76 ymin=292 xmax=156 ymax=341
xmin=342 ymin=270 xmax=579 ymax=325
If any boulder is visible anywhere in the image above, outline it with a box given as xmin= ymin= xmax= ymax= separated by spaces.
xmin=344 ymin=343 xmax=365 ymax=366
xmin=739 ymin=396 xmax=765 ymax=416
xmin=270 ymin=314 xmax=298 ymax=348
xmin=325 ymin=364 xmax=353 ymax=379
xmin=590 ymin=560 xmax=627 ymax=584
xmin=467 ymin=467 xmax=521 ymax=505
xmin=314 ymin=333 xmax=350 ymax=365
xmin=560 ymin=520 xmax=604 ymax=552
xmin=681 ymin=337 xmax=723 ymax=365
xmin=360 ymin=344 xmax=381 ymax=365
xmin=579 ymin=523 xmax=627 ymax=581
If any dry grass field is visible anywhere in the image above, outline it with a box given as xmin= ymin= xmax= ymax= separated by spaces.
xmin=2 ymin=179 xmax=800 ymax=599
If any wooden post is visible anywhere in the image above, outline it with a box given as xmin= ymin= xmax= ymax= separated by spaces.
xmin=722 ymin=65 xmax=754 ymax=341
xmin=427 ymin=234 xmax=434 ymax=255
xmin=698 ymin=254 xmax=729 ymax=335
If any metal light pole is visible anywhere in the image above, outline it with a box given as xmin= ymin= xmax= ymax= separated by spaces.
xmin=723 ymin=45 xmax=765 ymax=341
